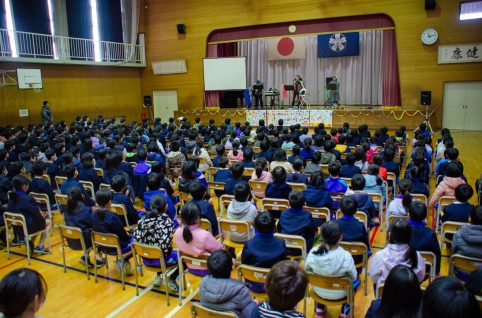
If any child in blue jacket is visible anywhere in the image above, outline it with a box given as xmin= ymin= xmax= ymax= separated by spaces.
xmin=111 ymin=175 xmax=141 ymax=226
xmin=28 ymin=161 xmax=56 ymax=210
xmin=346 ymin=174 xmax=378 ymax=225
xmin=143 ymin=172 xmax=176 ymax=219
xmin=325 ymin=162 xmax=348 ymax=194
xmin=265 ymin=166 xmax=292 ymax=218
xmin=303 ymin=172 xmax=332 ymax=209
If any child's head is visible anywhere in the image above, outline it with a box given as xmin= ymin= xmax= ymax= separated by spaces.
xmin=455 ymin=184 xmax=473 ymax=203
xmin=265 ymin=260 xmax=308 ymax=312
xmin=111 ymin=175 xmax=127 ymax=193
xmin=180 ymin=203 xmax=201 ymax=244
xmin=314 ymin=221 xmax=342 ymax=255
xmin=398 ymin=179 xmax=413 ymax=209
xmin=311 ymin=151 xmax=321 ymax=164
xmin=137 ymin=148 xmax=147 ymax=161
xmin=470 ymin=206 xmax=482 ymax=225
xmin=408 ymin=201 xmax=427 ymax=222
xmin=254 ymin=212 xmax=275 ymax=234
xmin=32 ymin=161 xmax=46 ymax=177
xmin=149 ymin=194 xmax=167 ymax=218
xmin=367 ymin=164 xmax=379 ymax=176
xmin=388 ymin=218 xmax=412 ymax=245
xmin=345 ymin=153 xmax=356 ymax=165
xmin=234 ymin=182 xmax=250 ymax=202
xmin=207 ymin=250 xmax=233 ymax=279
xmin=445 ymin=147 xmax=459 ymax=161
xmin=66 ymin=186 xmax=84 ymax=214
xmin=288 ymin=190 xmax=304 ymax=209
xmin=230 ymin=162 xmax=244 ymax=179
xmin=243 ymin=148 xmax=254 ymax=162
xmin=81 ymin=152 xmax=95 ymax=168
xmin=182 ymin=161 xmax=198 ymax=180
xmin=219 ymin=156 xmax=229 ymax=168
xmin=272 ymin=166 xmax=287 ymax=184
xmin=147 ymin=172 xmax=162 ymax=191
xmin=292 ymin=159 xmax=303 ymax=172
xmin=351 ymin=174 xmax=366 ymax=190
xmin=328 ymin=162 xmax=341 ymax=177
xmin=445 ymin=161 xmax=463 ymax=178
xmin=340 ymin=196 xmax=358 ymax=216
xmin=0 ymin=268 xmax=47 ymax=318
xmin=189 ymin=179 xmax=205 ymax=200
xmin=95 ymin=189 xmax=112 ymax=208
xmin=309 ymin=172 xmax=325 ymax=188
xmin=63 ymin=164 xmax=77 ymax=179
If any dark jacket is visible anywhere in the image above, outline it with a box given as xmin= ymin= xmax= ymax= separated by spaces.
xmin=64 ymin=203 xmax=92 ymax=250
xmin=0 ymin=175 xmax=10 ymax=204
xmin=242 ymin=233 xmax=287 ymax=268
xmin=365 ymin=299 xmax=423 ymax=318
xmin=350 ymin=191 xmax=377 ymax=219
xmin=78 ymin=167 xmax=101 ymax=192
xmin=286 ymin=172 xmax=309 ymax=185
xmin=29 ymin=177 xmax=56 ymax=208
xmin=190 ymin=199 xmax=219 ymax=236
xmin=91 ymin=209 xmax=131 ymax=249
xmin=143 ymin=189 xmax=176 ymax=220
xmin=452 ymin=224 xmax=482 ymax=258
xmin=409 ymin=219 xmax=441 ymax=274
xmin=335 ymin=215 xmax=371 ymax=254
xmin=340 ymin=164 xmax=361 ymax=178
xmin=442 ymin=202 xmax=474 ymax=223
xmin=265 ymin=183 xmax=292 ymax=200
xmin=303 ymin=185 xmax=332 ymax=209
xmin=7 ymin=191 xmax=46 ymax=233
xmin=278 ymin=207 xmax=318 ymax=251
xmin=112 ymin=192 xmax=140 ymax=226
xmin=224 ymin=178 xmax=246 ymax=196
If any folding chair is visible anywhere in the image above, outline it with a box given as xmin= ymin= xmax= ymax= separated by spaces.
xmin=439 ymin=221 xmax=465 ymax=248
xmin=219 ymin=219 xmax=251 ymax=257
xmin=341 ymin=178 xmax=351 ymax=187
xmin=320 ymin=164 xmax=329 ymax=175
xmin=243 ymin=168 xmax=255 ymax=178
xmin=57 ymin=224 xmax=91 ymax=279
xmin=30 ymin=192 xmax=53 ymax=220
xmin=55 ymin=176 xmax=67 ymax=191
xmin=190 ymin=302 xmax=238 ymax=318
xmin=41 ymin=174 xmax=51 ymax=184
xmin=339 ymin=241 xmax=368 ymax=295
xmin=91 ymin=231 xmax=132 ymax=290
xmin=219 ymin=194 xmax=235 ymax=219
xmin=386 ymin=214 xmax=409 ymax=234
xmin=179 ymin=191 xmax=192 ymax=206
xmin=260 ymin=198 xmax=289 ymax=214
xmin=411 ymin=193 xmax=428 ymax=206
xmin=386 ymin=172 xmax=397 ymax=198
xmin=304 ymin=273 xmax=355 ymax=318
xmin=4 ymin=212 xmax=51 ymax=265
xmin=287 ymin=182 xmax=307 ymax=191
xmin=336 ymin=210 xmax=369 ymax=231
xmin=207 ymin=181 xmax=226 ymax=197
xmin=178 ymin=252 xmax=209 ymax=306
xmin=368 ymin=192 xmax=384 ymax=231
xmin=420 ymin=251 xmax=437 ymax=283
xmin=208 ymin=167 xmax=219 ymax=181
xmin=131 ymin=242 xmax=178 ymax=305
xmin=55 ymin=193 xmax=68 ymax=211
xmin=99 ymin=183 xmax=112 ymax=191
xmin=237 ymin=264 xmax=270 ymax=300
xmin=95 ymin=168 xmax=104 ymax=177
xmin=304 ymin=206 xmax=330 ymax=221
xmin=200 ymin=218 xmax=213 ymax=234
xmin=80 ymin=180 xmax=95 ymax=197
xmin=110 ymin=204 xmax=134 ymax=230
xmin=449 ymin=254 xmax=482 ymax=280
xmin=249 ymin=180 xmax=269 ymax=200
xmin=274 ymin=233 xmax=307 ymax=263
xmin=435 ymin=196 xmax=456 ymax=232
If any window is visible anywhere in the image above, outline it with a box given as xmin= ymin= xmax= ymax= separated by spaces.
xmin=460 ymin=1 xmax=482 ymax=20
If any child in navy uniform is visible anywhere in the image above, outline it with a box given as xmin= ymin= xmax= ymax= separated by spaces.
xmin=340 ymin=153 xmax=361 ymax=179
xmin=188 ymin=179 xmax=219 ymax=236
xmin=286 ymin=159 xmax=308 ymax=185
xmin=213 ymin=156 xmax=232 ymax=197
xmin=242 ymin=213 xmax=287 ymax=292
xmin=143 ymin=172 xmax=176 ymax=219
xmin=278 ymin=190 xmax=319 ymax=253
xmin=408 ymin=201 xmax=441 ymax=276
xmin=223 ymin=162 xmax=246 ymax=196
xmin=346 ymin=174 xmax=378 ymax=225
xmin=28 ymin=161 xmax=56 ymax=211
xmin=212 ymin=145 xmax=225 ymax=168
xmin=111 ymin=175 xmax=141 ymax=226
xmin=442 ymin=183 xmax=474 ymax=223
xmin=265 ymin=166 xmax=292 ymax=218
xmin=303 ymin=173 xmax=332 ymax=210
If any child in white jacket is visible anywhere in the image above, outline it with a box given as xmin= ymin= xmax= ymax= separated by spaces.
xmin=305 ymin=221 xmax=357 ymax=318
xmin=227 ymin=182 xmax=258 ymax=242
xmin=385 ymin=179 xmax=413 ymax=230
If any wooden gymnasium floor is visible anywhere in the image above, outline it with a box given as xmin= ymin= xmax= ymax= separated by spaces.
xmin=1 ymin=130 xmax=481 ymax=318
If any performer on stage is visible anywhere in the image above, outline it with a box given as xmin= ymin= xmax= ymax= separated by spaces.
xmin=41 ymin=100 xmax=53 ymax=126
xmin=252 ymin=78 xmax=264 ymax=108
xmin=292 ymin=75 xmax=303 ymax=107
xmin=327 ymin=75 xmax=340 ymax=107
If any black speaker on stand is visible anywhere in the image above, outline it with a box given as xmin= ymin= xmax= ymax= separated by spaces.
xmin=143 ymin=96 xmax=152 ymax=125
xmin=177 ymin=23 xmax=186 ymax=34
xmin=421 ymin=91 xmax=431 ymax=106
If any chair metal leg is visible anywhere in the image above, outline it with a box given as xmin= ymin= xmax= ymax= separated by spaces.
xmin=120 ymin=259 xmax=125 ymax=291
xmin=84 ymin=252 xmax=90 ymax=280
xmin=134 ymin=257 xmax=139 ymax=296
xmin=164 ymin=272 xmax=170 ymax=306
xmin=178 ymin=261 xmax=183 ymax=306
xmin=364 ymin=269 xmax=368 ymax=296
xmin=26 ymin=239 xmax=31 ymax=266
xmin=61 ymin=245 xmax=67 ymax=273
xmin=6 ymin=229 xmax=10 ymax=260
xmin=93 ymin=249 xmax=98 ymax=283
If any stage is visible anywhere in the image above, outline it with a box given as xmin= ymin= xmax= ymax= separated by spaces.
xmin=174 ymin=105 xmax=435 ymax=130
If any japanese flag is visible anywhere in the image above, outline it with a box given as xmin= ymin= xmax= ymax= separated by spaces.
xmin=267 ymin=36 xmax=306 ymax=60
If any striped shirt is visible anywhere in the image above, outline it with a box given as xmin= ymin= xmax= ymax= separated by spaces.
xmin=256 ymin=302 xmax=305 ymax=318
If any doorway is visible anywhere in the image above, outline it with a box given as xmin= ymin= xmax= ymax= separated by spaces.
xmin=153 ymin=90 xmax=178 ymax=121
xmin=443 ymin=81 xmax=482 ymax=131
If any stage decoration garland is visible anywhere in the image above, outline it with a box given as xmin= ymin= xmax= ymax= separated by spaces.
xmin=179 ymin=110 xmax=246 ymax=117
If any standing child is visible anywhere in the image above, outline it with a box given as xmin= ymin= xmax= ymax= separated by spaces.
xmin=305 ymin=222 xmax=357 ymax=318
xmin=226 ymin=182 xmax=258 ymax=242
xmin=200 ymin=250 xmax=257 ymax=318
xmin=133 ymin=195 xmax=178 ymax=291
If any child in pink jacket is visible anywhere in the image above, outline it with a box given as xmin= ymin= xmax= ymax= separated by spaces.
xmin=250 ymin=157 xmax=272 ymax=199
xmin=429 ymin=162 xmax=466 ymax=209
xmin=174 ymin=203 xmax=223 ymax=276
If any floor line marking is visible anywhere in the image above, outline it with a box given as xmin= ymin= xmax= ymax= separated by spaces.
xmin=105 ymin=285 xmax=153 ymax=318
xmin=0 ymin=256 xmax=25 ymax=270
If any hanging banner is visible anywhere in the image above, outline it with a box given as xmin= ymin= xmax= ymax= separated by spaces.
xmin=438 ymin=43 xmax=482 ymax=64
xmin=246 ymin=110 xmax=267 ymax=125
xmin=310 ymin=110 xmax=333 ymax=127
xmin=267 ymin=110 xmax=311 ymax=126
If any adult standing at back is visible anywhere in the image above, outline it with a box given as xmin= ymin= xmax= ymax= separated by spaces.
xmin=40 ymin=101 xmax=53 ymax=126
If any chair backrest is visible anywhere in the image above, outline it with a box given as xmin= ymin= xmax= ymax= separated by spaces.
xmin=208 ymin=181 xmax=225 ymax=191
xmin=307 ymin=272 xmax=352 ymax=292
xmin=95 ymin=168 xmax=104 ymax=177
xmin=320 ymin=164 xmax=329 ymax=175
xmin=55 ymin=176 xmax=67 ymax=189
xmin=91 ymin=231 xmax=121 ymax=251
xmin=249 ymin=180 xmax=268 ymax=193
xmin=219 ymin=219 xmax=250 ymax=240
xmin=440 ymin=221 xmax=465 ymax=245
xmin=99 ymin=183 xmax=112 ymax=191
xmin=274 ymin=233 xmax=307 ymax=261
xmin=341 ymin=177 xmax=351 ymax=187
xmin=339 ymin=241 xmax=368 ymax=267
xmin=179 ymin=251 xmax=209 ymax=269
xmin=287 ymin=182 xmax=307 ymax=191
xmin=58 ymin=224 xmax=86 ymax=251
xmin=131 ymin=242 xmax=164 ymax=268
xmin=388 ymin=214 xmax=409 ymax=228
xmin=411 ymin=193 xmax=428 ymax=206
xmin=304 ymin=206 xmax=330 ymax=221
xmin=253 ymin=146 xmax=261 ymax=154
xmin=3 ymin=212 xmax=27 ymax=232
xmin=419 ymin=251 xmax=437 ymax=280
xmin=191 ymin=302 xmax=238 ymax=318
xmin=449 ymin=254 xmax=482 ymax=278
xmin=439 ymin=196 xmax=456 ymax=210
xmin=30 ymin=192 xmax=50 ymax=208
xmin=110 ymin=204 xmax=130 ymax=228
xmin=41 ymin=174 xmax=51 ymax=184
xmin=237 ymin=264 xmax=269 ymax=284
xmin=179 ymin=191 xmax=192 ymax=205
xmin=130 ymin=162 xmax=137 ymax=169
xmin=243 ymin=167 xmax=255 ymax=178
xmin=200 ymin=218 xmax=213 ymax=234
xmin=208 ymin=167 xmax=219 ymax=181
xmin=55 ymin=193 xmax=69 ymax=207
xmin=260 ymin=198 xmax=289 ymax=213
xmin=336 ymin=210 xmax=368 ymax=230
xmin=368 ymin=192 xmax=383 ymax=209
xmin=219 ymin=194 xmax=235 ymax=218
xmin=79 ymin=180 xmax=95 ymax=196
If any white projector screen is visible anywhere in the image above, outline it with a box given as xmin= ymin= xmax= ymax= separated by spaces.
xmin=203 ymin=57 xmax=247 ymax=91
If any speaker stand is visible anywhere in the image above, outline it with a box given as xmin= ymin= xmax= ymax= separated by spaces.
xmin=414 ymin=104 xmax=433 ymax=135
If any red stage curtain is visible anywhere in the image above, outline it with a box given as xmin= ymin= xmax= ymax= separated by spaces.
xmin=381 ymin=30 xmax=401 ymax=106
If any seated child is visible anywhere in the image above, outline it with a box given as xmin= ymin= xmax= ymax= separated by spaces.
xmin=133 ymin=195 xmax=178 ymax=291
xmin=61 ymin=164 xmax=94 ymax=204
xmin=363 ymin=164 xmax=386 ymax=205
xmin=429 ymin=162 xmax=466 ymax=210
xmin=408 ymin=201 xmax=441 ymax=275
xmin=442 ymin=183 xmax=474 ymax=223
xmin=242 ymin=148 xmax=255 ymax=168
xmin=212 ymin=145 xmax=225 ymax=168
xmin=288 ymin=144 xmax=304 ymax=165
xmin=372 ymin=154 xmax=387 ymax=181
xmin=227 ymin=140 xmax=244 ymax=162
xmin=452 ymin=206 xmax=482 ymax=261
xmin=29 ymin=161 xmax=55 ymax=210
xmin=226 ymin=182 xmax=258 ymax=242
xmin=278 ymin=190 xmax=319 ymax=252
xmin=286 ymin=159 xmax=309 ymax=185
xmin=200 ymin=250 xmax=258 ymax=318
xmin=386 ymin=179 xmax=413 ymax=229
xmin=7 ymin=175 xmax=52 ymax=254
xmin=214 ymin=156 xmax=232 ymax=183
xmin=335 ymin=196 xmax=371 ymax=262
xmin=143 ymin=172 xmax=176 ymax=219
xmin=241 ymin=213 xmax=287 ymax=292
xmin=346 ymin=174 xmax=378 ymax=225
xmin=265 ymin=166 xmax=292 ymax=218
xmin=406 ymin=166 xmax=429 ymax=197
xmin=304 ymin=151 xmax=322 ymax=176
xmin=111 ymin=175 xmax=141 ymax=226
xmin=305 ymin=222 xmax=357 ymax=318
xmin=250 ymin=157 xmax=272 ymax=199
xmin=78 ymin=152 xmax=101 ymax=192
xmin=90 ymin=189 xmax=133 ymax=276
xmin=325 ymin=162 xmax=348 ymax=194
xmin=340 ymin=153 xmax=361 ymax=178
xmin=133 ymin=149 xmax=151 ymax=174
xmin=224 ymin=162 xmax=246 ymax=196
xmin=173 ymin=203 xmax=223 ymax=276
xmin=303 ymin=173 xmax=332 ymax=209
xmin=188 ymin=179 xmax=219 ymax=236
xmin=381 ymin=148 xmax=400 ymax=177
xmin=253 ymin=260 xmax=308 ymax=317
